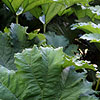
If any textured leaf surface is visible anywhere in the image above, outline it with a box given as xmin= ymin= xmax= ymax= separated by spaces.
xmin=71 ymin=22 xmax=100 ymax=33
xmin=2 ymin=0 xmax=92 ymax=14
xmin=64 ymin=55 xmax=96 ymax=70
xmin=45 ymin=32 xmax=69 ymax=48
xmin=64 ymin=44 xmax=79 ymax=56
xmin=80 ymin=95 xmax=98 ymax=100
xmin=0 ymin=33 xmax=15 ymax=70
xmin=0 ymin=83 xmax=18 ymax=100
xmin=41 ymin=3 xmax=65 ymax=24
xmin=0 ymin=46 xmax=97 ymax=100
xmin=71 ymin=22 xmax=100 ymax=51
xmin=80 ymin=33 xmax=100 ymax=43
xmin=72 ymin=5 xmax=100 ymax=20
xmin=0 ymin=23 xmax=34 ymax=70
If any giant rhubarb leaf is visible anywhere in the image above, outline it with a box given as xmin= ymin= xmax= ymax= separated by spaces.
xmin=2 ymin=0 xmax=92 ymax=15
xmin=0 ymin=23 xmax=34 ymax=70
xmin=0 ymin=46 xmax=98 ymax=100
xmin=80 ymin=33 xmax=100 ymax=43
xmin=71 ymin=22 xmax=100 ymax=33
xmin=71 ymin=22 xmax=100 ymax=51
xmin=0 ymin=83 xmax=18 ymax=100
xmin=0 ymin=33 xmax=15 ymax=70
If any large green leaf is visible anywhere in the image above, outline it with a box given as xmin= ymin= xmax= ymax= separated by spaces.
xmin=0 ymin=83 xmax=18 ymax=100
xmin=40 ymin=3 xmax=65 ymax=24
xmin=0 ymin=33 xmax=15 ymax=70
xmin=64 ymin=55 xmax=97 ymax=70
xmin=71 ymin=22 xmax=100 ymax=51
xmin=45 ymin=32 xmax=79 ymax=56
xmin=2 ymin=0 xmax=92 ymax=15
xmin=64 ymin=0 xmax=92 ymax=7
xmin=0 ymin=23 xmax=35 ymax=70
xmin=80 ymin=33 xmax=100 ymax=43
xmin=2 ymin=0 xmax=61 ymax=14
xmin=30 ymin=0 xmax=92 ymax=24
xmin=0 ymin=45 xmax=98 ymax=100
xmin=79 ymin=95 xmax=98 ymax=100
xmin=71 ymin=22 xmax=100 ymax=34
xmin=72 ymin=5 xmax=100 ymax=20
xmin=64 ymin=44 xmax=79 ymax=56
xmin=45 ymin=32 xmax=69 ymax=48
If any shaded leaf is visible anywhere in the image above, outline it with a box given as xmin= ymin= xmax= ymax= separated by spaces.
xmin=45 ymin=32 xmax=69 ymax=48
xmin=0 ymin=23 xmax=35 ymax=70
xmin=0 ymin=33 xmax=15 ymax=70
xmin=64 ymin=44 xmax=79 ymax=56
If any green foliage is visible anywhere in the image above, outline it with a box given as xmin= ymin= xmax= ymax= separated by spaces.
xmin=2 ymin=0 xmax=57 ymax=15
xmin=0 ymin=83 xmax=18 ymax=100
xmin=71 ymin=22 xmax=100 ymax=51
xmin=45 ymin=32 xmax=79 ymax=56
xmin=80 ymin=33 xmax=100 ymax=43
xmin=0 ymin=0 xmax=100 ymax=99
xmin=45 ymin=32 xmax=69 ymax=48
xmin=72 ymin=5 xmax=100 ymax=21
xmin=64 ymin=44 xmax=79 ymax=56
xmin=2 ymin=0 xmax=92 ymax=15
xmin=71 ymin=22 xmax=100 ymax=33
xmin=40 ymin=3 xmax=65 ymax=25
xmin=0 ymin=46 xmax=98 ymax=100
xmin=0 ymin=32 xmax=16 ymax=70
xmin=64 ymin=55 xmax=97 ymax=70
xmin=0 ymin=23 xmax=43 ymax=70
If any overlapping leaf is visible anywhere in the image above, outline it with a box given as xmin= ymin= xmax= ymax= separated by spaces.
xmin=2 ymin=0 xmax=92 ymax=15
xmin=72 ymin=5 xmax=100 ymax=20
xmin=0 ymin=83 xmax=18 ymax=100
xmin=0 ymin=46 xmax=98 ymax=100
xmin=71 ymin=22 xmax=100 ymax=33
xmin=71 ymin=22 xmax=100 ymax=51
xmin=45 ymin=32 xmax=69 ymax=48
xmin=40 ymin=3 xmax=66 ymax=24
xmin=64 ymin=55 xmax=97 ymax=70
xmin=2 ymin=0 xmax=57 ymax=14
xmin=80 ymin=33 xmax=100 ymax=43
xmin=0 ymin=33 xmax=15 ymax=70
xmin=0 ymin=23 xmax=35 ymax=70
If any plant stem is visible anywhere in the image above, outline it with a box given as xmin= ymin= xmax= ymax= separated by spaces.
xmin=95 ymin=78 xmax=100 ymax=91
xmin=16 ymin=15 xmax=19 ymax=24
xmin=43 ymin=24 xmax=46 ymax=33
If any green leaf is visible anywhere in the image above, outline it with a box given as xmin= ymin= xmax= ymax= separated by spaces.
xmin=80 ymin=33 xmax=100 ymax=43
xmin=45 ymin=32 xmax=69 ymax=48
xmin=30 ymin=6 xmax=42 ymax=19
xmin=71 ymin=22 xmax=100 ymax=34
xmin=0 ymin=33 xmax=16 ymax=70
xmin=40 ymin=3 xmax=66 ymax=24
xmin=2 ymin=0 xmax=92 ymax=15
xmin=64 ymin=0 xmax=92 ymax=7
xmin=2 ymin=0 xmax=60 ymax=14
xmin=0 ymin=23 xmax=34 ymax=70
xmin=79 ymin=95 xmax=98 ymax=100
xmin=71 ymin=22 xmax=100 ymax=51
xmin=64 ymin=55 xmax=97 ymax=70
xmin=28 ymin=30 xmax=45 ymax=41
xmin=64 ymin=44 xmax=79 ymax=56
xmin=9 ymin=23 xmax=28 ymax=51
xmin=72 ymin=5 xmax=100 ymax=21
xmin=0 ymin=46 xmax=97 ymax=100
xmin=0 ymin=83 xmax=18 ymax=100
